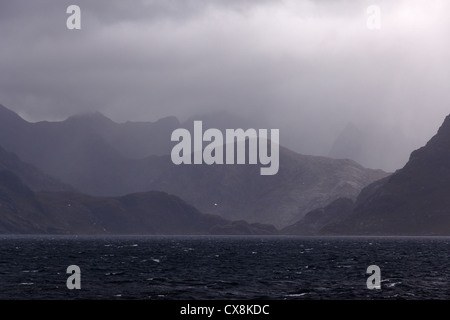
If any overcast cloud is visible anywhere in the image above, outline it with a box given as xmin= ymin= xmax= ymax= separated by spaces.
xmin=0 ymin=0 xmax=449 ymax=171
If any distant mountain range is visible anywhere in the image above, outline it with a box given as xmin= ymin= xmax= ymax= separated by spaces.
xmin=0 ymin=104 xmax=387 ymax=228
xmin=0 ymin=132 xmax=277 ymax=234
xmin=2 ymin=103 xmax=450 ymax=235
xmin=0 ymin=167 xmax=277 ymax=235
xmin=285 ymin=113 xmax=450 ymax=235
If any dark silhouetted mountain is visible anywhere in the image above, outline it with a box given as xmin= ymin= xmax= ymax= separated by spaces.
xmin=0 ymin=170 xmax=276 ymax=235
xmin=0 ymin=103 xmax=179 ymax=168
xmin=282 ymin=198 xmax=354 ymax=235
xmin=0 ymin=170 xmax=53 ymax=233
xmin=321 ymin=114 xmax=450 ymax=235
xmin=65 ymin=112 xmax=180 ymax=158
xmin=0 ymin=104 xmax=388 ymax=228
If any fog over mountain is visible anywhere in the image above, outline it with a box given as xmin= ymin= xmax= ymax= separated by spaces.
xmin=284 ymin=113 xmax=450 ymax=235
xmin=0 ymin=105 xmax=388 ymax=228
xmin=1 ymin=0 xmax=449 ymax=171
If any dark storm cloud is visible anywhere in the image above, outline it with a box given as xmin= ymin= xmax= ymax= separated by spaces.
xmin=0 ymin=0 xmax=449 ymax=171
xmin=0 ymin=0 xmax=279 ymax=119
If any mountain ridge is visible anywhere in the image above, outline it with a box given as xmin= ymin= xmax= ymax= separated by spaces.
xmin=0 ymin=104 xmax=388 ymax=228
xmin=0 ymin=169 xmax=277 ymax=235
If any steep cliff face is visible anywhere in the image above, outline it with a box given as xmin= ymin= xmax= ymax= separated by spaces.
xmin=322 ymin=114 xmax=450 ymax=235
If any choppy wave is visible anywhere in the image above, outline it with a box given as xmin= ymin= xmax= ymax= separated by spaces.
xmin=0 ymin=236 xmax=449 ymax=299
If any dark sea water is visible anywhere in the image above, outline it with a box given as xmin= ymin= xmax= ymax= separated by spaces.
xmin=0 ymin=235 xmax=449 ymax=300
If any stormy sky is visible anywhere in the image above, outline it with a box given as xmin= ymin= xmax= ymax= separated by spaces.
xmin=0 ymin=0 xmax=449 ymax=171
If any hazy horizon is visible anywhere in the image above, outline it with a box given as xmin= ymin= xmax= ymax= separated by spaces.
xmin=1 ymin=0 xmax=449 ymax=171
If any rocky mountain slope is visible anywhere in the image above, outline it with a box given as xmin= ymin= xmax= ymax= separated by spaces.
xmin=286 ymin=113 xmax=450 ymax=235
xmin=0 ymin=169 xmax=276 ymax=235
xmin=0 ymin=144 xmax=73 ymax=192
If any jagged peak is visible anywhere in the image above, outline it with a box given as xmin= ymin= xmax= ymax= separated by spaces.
xmin=409 ymin=113 xmax=450 ymax=162
xmin=435 ymin=113 xmax=450 ymax=138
